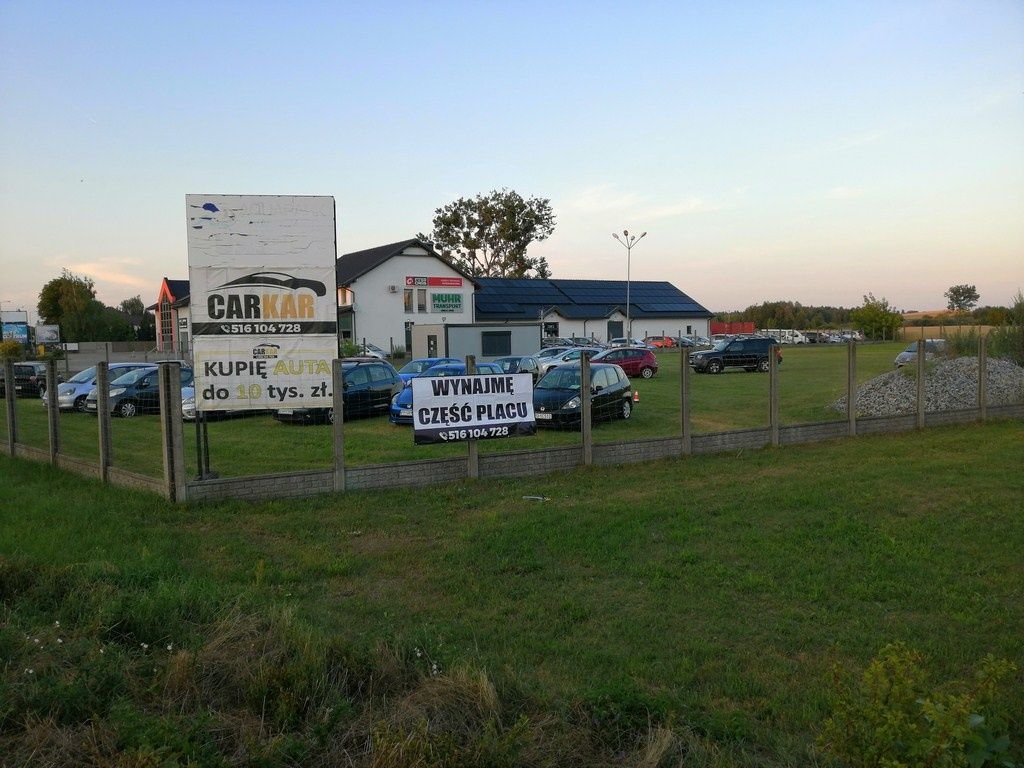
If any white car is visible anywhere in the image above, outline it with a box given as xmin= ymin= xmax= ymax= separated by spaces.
xmin=608 ymin=337 xmax=647 ymax=348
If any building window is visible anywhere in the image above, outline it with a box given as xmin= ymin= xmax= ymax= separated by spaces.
xmin=481 ymin=331 xmax=512 ymax=357
xmin=686 ymin=325 xmax=692 ymax=335
xmin=159 ymin=299 xmax=173 ymax=350
xmin=543 ymin=322 xmax=559 ymax=338
xmin=404 ymin=289 xmax=414 ymax=313
xmin=417 ymin=289 xmax=427 ymax=313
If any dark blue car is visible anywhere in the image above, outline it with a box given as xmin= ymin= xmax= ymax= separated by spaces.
xmin=395 ymin=357 xmax=460 ymax=384
xmin=389 ymin=361 xmax=503 ymax=425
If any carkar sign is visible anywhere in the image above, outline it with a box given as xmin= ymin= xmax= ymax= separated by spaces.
xmin=411 ymin=373 xmax=536 ymax=445
xmin=186 ymin=194 xmax=338 ymax=412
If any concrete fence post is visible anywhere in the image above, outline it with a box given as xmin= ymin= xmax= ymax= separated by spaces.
xmin=680 ymin=347 xmax=691 ymax=455
xmin=96 ymin=362 xmax=112 ymax=480
xmin=581 ymin=353 xmax=593 ymax=465
xmin=332 ymin=359 xmax=346 ymax=492
xmin=45 ymin=359 xmax=60 ymax=464
xmin=916 ymin=338 xmax=926 ymax=429
xmin=4 ymin=358 xmax=17 ymax=452
xmin=769 ymin=345 xmax=780 ymax=446
xmin=978 ymin=334 xmax=987 ymax=420
xmin=847 ymin=341 xmax=857 ymax=437
xmin=465 ymin=355 xmax=479 ymax=479
xmin=158 ymin=362 xmax=186 ymax=502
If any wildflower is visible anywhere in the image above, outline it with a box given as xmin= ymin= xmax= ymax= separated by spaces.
xmin=415 ymin=648 xmax=422 ymax=658
xmin=33 ymin=638 xmax=39 ymax=644
xmin=56 ymin=638 xmax=63 ymax=644
xmin=166 ymin=644 xmax=173 ymax=652
xmin=54 ymin=621 xmax=60 ymax=628
xmin=25 ymin=669 xmax=34 ymax=675
xmin=99 ymin=647 xmax=105 ymax=654
xmin=141 ymin=643 xmax=149 ymax=650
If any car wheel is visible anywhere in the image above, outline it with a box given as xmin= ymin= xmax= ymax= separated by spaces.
xmin=118 ymin=400 xmax=138 ymax=418
xmin=758 ymin=359 xmax=770 ymax=373
xmin=74 ymin=395 xmax=88 ymax=412
xmin=707 ymin=360 xmax=723 ymax=374
xmin=621 ymin=398 xmax=633 ymax=420
xmin=640 ymin=366 xmax=654 ymax=379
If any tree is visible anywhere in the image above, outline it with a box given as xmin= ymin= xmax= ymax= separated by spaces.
xmin=850 ymin=293 xmax=902 ymax=340
xmin=418 ymin=188 xmax=555 ymax=278
xmin=117 ymin=295 xmax=155 ymax=341
xmin=944 ymin=284 xmax=979 ymax=314
xmin=36 ymin=270 xmax=134 ymax=342
xmin=37 ymin=269 xmax=96 ymax=327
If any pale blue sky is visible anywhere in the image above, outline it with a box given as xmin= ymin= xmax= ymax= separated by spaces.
xmin=1 ymin=0 xmax=1022 ymax=318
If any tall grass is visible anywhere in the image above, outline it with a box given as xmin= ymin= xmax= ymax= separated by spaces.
xmin=949 ymin=290 xmax=1024 ymax=364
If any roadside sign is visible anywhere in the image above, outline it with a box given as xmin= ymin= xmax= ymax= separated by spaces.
xmin=411 ymin=372 xmax=536 ymax=445
xmin=186 ymin=195 xmax=338 ymax=411
xmin=35 ymin=324 xmax=60 ymax=343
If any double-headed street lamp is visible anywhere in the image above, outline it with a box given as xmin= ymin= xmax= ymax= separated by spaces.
xmin=612 ymin=230 xmax=646 ymax=342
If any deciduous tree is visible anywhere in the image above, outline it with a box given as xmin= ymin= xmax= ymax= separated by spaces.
xmin=850 ymin=293 xmax=902 ymax=340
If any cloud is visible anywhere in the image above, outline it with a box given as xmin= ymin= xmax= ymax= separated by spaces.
xmin=565 ymin=184 xmax=723 ymax=222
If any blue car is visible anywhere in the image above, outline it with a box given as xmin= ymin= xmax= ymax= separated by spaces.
xmin=389 ymin=361 xmax=503 ymax=425
xmin=395 ymin=357 xmax=460 ymax=384
xmin=55 ymin=362 xmax=155 ymax=412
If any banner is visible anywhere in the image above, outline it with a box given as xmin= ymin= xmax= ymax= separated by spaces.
xmin=35 ymin=325 xmax=60 ymax=343
xmin=411 ymin=372 xmax=536 ymax=445
xmin=186 ymin=195 xmax=337 ymax=411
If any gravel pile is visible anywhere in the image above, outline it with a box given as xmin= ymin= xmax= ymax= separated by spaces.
xmin=832 ymin=356 xmax=1024 ymax=417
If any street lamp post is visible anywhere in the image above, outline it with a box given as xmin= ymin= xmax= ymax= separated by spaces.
xmin=612 ymin=230 xmax=646 ymax=342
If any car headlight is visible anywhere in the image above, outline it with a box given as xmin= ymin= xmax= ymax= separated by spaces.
xmin=564 ymin=396 xmax=581 ymax=409
xmin=110 ymin=388 xmax=126 ymax=397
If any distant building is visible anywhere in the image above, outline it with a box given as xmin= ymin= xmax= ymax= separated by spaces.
xmin=148 ymin=277 xmax=190 ymax=356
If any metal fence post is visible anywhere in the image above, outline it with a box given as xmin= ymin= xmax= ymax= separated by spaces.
xmin=465 ymin=355 xmax=479 ymax=479
xmin=916 ymin=338 xmax=926 ymax=428
xmin=3 ymin=358 xmax=17 ymax=452
xmin=332 ymin=359 xmax=346 ymax=492
xmin=45 ymin=359 xmax=60 ymax=464
xmin=96 ymin=362 xmax=112 ymax=480
xmin=769 ymin=345 xmax=780 ymax=446
xmin=847 ymin=341 xmax=857 ymax=437
xmin=680 ymin=347 xmax=691 ymax=455
xmin=978 ymin=334 xmax=987 ymax=420
xmin=158 ymin=362 xmax=186 ymax=502
xmin=581 ymin=353 xmax=593 ymax=465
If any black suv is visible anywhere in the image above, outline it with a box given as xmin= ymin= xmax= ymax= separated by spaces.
xmin=274 ymin=358 xmax=402 ymax=425
xmin=690 ymin=337 xmax=782 ymax=374
xmin=2 ymin=362 xmax=61 ymax=398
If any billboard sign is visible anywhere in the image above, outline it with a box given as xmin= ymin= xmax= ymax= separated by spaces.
xmin=2 ymin=312 xmax=29 ymax=344
xmin=35 ymin=325 xmax=61 ymax=343
xmin=405 ymin=276 xmax=463 ymax=287
xmin=410 ymin=372 xmax=536 ymax=444
xmin=430 ymin=292 xmax=463 ymax=313
xmin=186 ymin=195 xmax=338 ymax=411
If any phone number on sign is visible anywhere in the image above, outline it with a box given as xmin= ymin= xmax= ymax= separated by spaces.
xmin=215 ymin=323 xmax=303 ymax=334
xmin=437 ymin=426 xmax=510 ymax=441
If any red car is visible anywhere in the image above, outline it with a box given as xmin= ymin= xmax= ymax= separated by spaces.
xmin=645 ymin=335 xmax=677 ymax=348
xmin=590 ymin=347 xmax=659 ymax=379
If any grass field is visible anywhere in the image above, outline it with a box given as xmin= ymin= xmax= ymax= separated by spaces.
xmin=1 ymin=420 xmax=1021 ymax=765
xmin=0 ymin=343 xmax=910 ymax=478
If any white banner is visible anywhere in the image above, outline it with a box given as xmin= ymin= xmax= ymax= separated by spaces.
xmin=186 ymin=195 xmax=337 ymax=411
xmin=411 ymin=373 xmax=536 ymax=445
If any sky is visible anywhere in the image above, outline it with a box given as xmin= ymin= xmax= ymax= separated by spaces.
xmin=1 ymin=0 xmax=1022 ymax=321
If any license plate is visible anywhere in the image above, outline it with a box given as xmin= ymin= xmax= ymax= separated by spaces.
xmin=15 ymin=385 xmax=22 ymax=390
xmin=86 ymin=403 xmax=96 ymax=410
xmin=400 ymin=408 xmax=412 ymax=417
xmin=278 ymin=408 xmax=294 ymax=415
xmin=536 ymin=413 xmax=553 ymax=420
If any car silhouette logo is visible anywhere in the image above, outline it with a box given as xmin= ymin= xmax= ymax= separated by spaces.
xmin=214 ymin=272 xmax=327 ymax=296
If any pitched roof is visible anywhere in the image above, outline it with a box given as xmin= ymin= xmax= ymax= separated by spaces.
xmin=474 ymin=277 xmax=712 ymax=321
xmin=336 ymin=238 xmax=476 ymax=286
xmin=166 ymin=279 xmax=189 ymax=302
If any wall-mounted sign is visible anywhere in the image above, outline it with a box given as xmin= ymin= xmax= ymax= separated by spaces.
xmin=177 ymin=317 xmax=189 ymax=330
xmin=186 ymin=194 xmax=338 ymax=412
xmin=405 ymin=276 xmax=463 ymax=287
xmin=35 ymin=324 xmax=60 ymax=343
xmin=411 ymin=372 xmax=536 ymax=445
xmin=430 ymin=292 xmax=463 ymax=313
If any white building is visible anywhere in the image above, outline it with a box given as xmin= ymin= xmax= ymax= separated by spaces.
xmin=336 ymin=239 xmax=476 ymax=352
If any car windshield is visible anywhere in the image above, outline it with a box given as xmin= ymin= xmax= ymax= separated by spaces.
xmin=68 ymin=366 xmax=97 ymax=384
xmin=537 ymin=368 xmax=582 ymax=390
xmin=112 ymin=368 xmax=155 ymax=385
xmin=712 ymin=341 xmax=729 ymax=351
xmin=903 ymin=343 xmax=917 ymax=352
xmin=537 ymin=348 xmax=564 ymax=358
xmin=399 ymin=360 xmax=431 ymax=374
xmin=495 ymin=358 xmax=517 ymax=372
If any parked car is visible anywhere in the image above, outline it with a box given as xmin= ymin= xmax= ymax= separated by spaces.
xmin=534 ymin=346 xmax=573 ymax=361
xmin=894 ymin=339 xmax=947 ymax=368
xmin=645 ymin=335 xmax=677 ymax=348
xmin=389 ymin=361 xmax=503 ymax=425
xmin=538 ymin=347 xmax=603 ymax=375
xmin=356 ymin=341 xmax=389 ymax=360
xmin=2 ymin=362 xmax=61 ymax=398
xmin=396 ymin=357 xmax=460 ymax=384
xmin=568 ymin=336 xmax=603 ymax=348
xmin=542 ymin=337 xmax=574 ymax=348
xmin=608 ymin=337 xmax=647 ymax=348
xmin=590 ymin=347 xmax=659 ymax=379
xmin=275 ymin=358 xmax=403 ymax=425
xmin=492 ymin=355 xmax=542 ymax=380
xmin=55 ymin=363 xmax=154 ymax=412
xmin=533 ymin=363 xmax=634 ymax=428
xmin=86 ymin=365 xmax=195 ymax=418
xmin=690 ymin=337 xmax=782 ymax=374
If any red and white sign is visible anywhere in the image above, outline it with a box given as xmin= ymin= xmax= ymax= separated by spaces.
xmin=405 ymin=276 xmax=463 ymax=287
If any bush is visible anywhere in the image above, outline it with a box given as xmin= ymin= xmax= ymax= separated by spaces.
xmin=0 ymin=339 xmax=25 ymax=361
xmin=818 ymin=643 xmax=1018 ymax=768
xmin=950 ymin=291 xmax=1024 ymax=365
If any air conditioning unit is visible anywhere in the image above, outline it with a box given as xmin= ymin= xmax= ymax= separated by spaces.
xmin=387 ymin=285 xmax=398 ymax=293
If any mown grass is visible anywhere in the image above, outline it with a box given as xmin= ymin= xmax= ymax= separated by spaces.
xmin=1 ymin=420 xmax=1022 ymax=765
xmin=3 ymin=344 xmax=905 ymax=478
